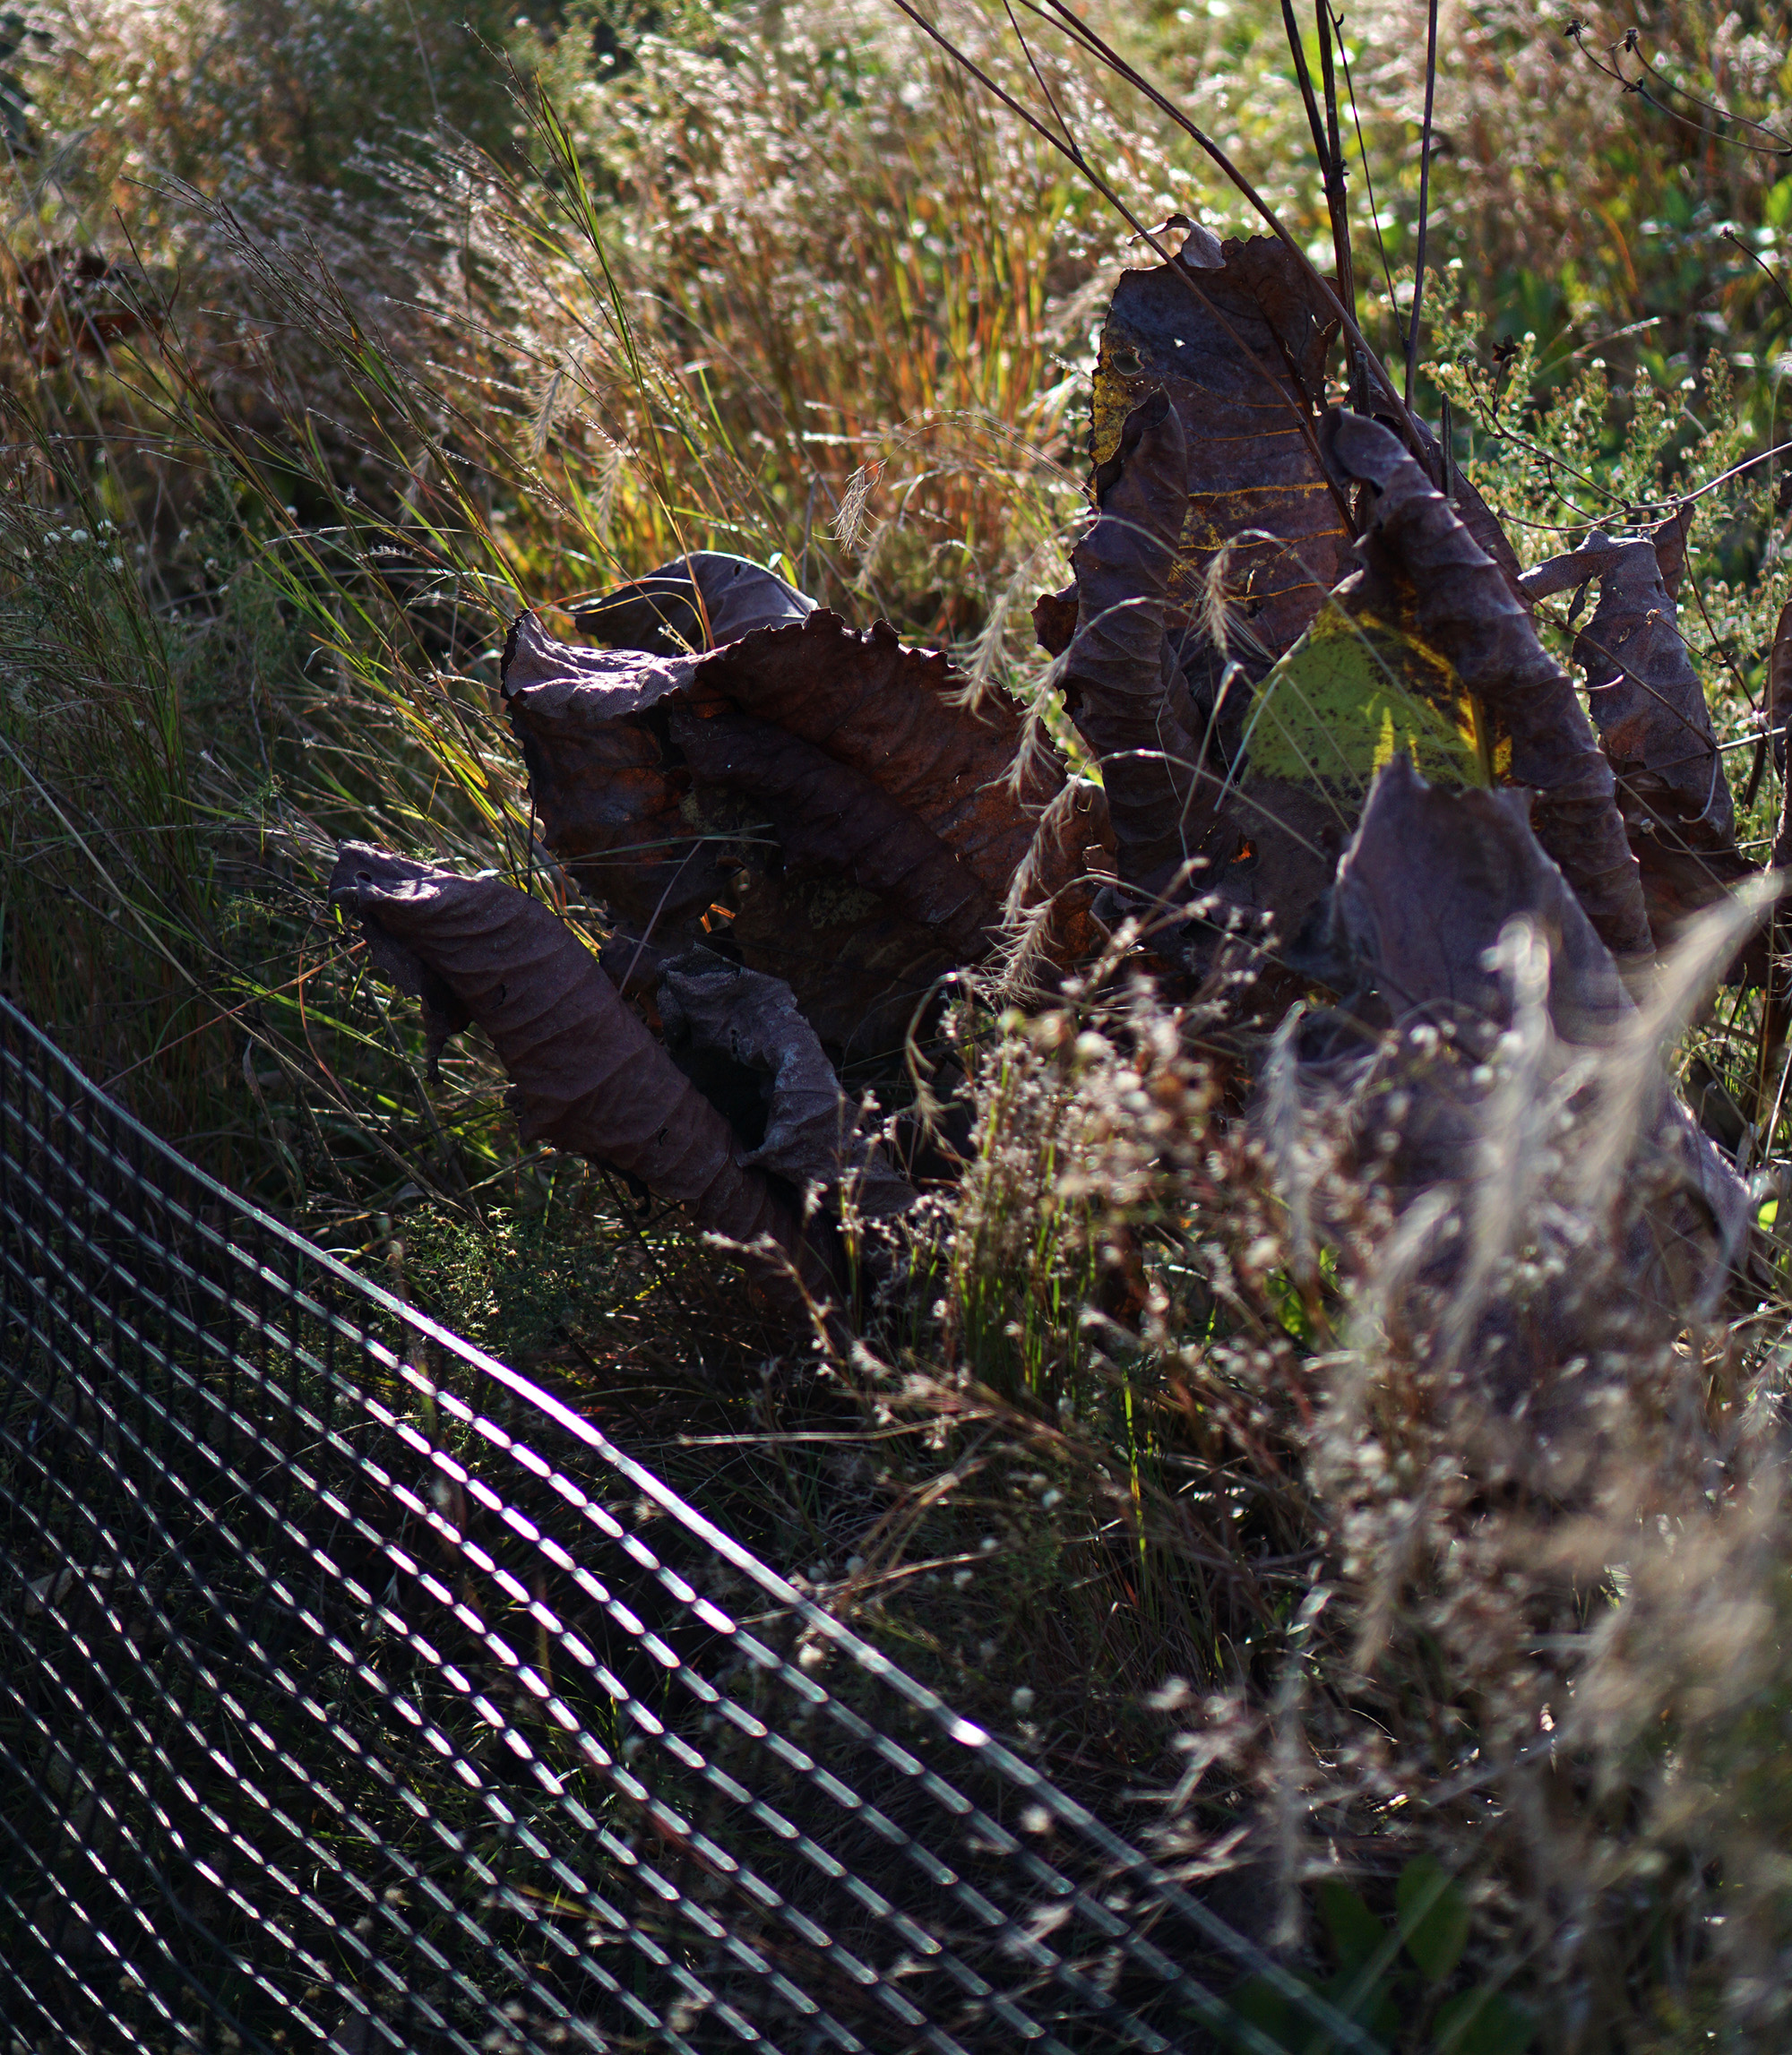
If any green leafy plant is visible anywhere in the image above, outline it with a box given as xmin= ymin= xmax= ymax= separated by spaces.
xmin=1224 ymin=1861 xmax=1535 ymax=2055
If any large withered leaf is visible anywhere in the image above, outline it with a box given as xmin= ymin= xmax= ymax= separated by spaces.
xmin=1056 ymin=387 xmax=1445 ymax=958
xmin=1318 ymin=410 xmax=1653 ymax=967
xmin=1055 ymin=233 xmax=1531 ymax=965
xmin=1309 ymin=755 xmax=1629 ymax=1050
xmin=504 ymin=598 xmax=1064 ymax=1060
xmin=657 ymin=952 xmax=917 ymax=1217
xmin=501 ymin=615 xmax=724 ymax=934
xmin=328 ymin=843 xmax=840 ymax=1313
xmin=1223 ymin=488 xmax=1504 ymax=959
xmin=1520 ymin=512 xmax=1751 ymax=946
xmin=1086 ymin=228 xmax=1348 ymax=716
xmin=1047 ymin=229 xmax=1522 ymax=667
xmin=666 ymin=703 xmax=996 ymax=959
xmin=1278 ymin=757 xmax=1748 ymax=1414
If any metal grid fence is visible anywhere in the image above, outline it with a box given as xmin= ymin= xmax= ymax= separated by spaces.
xmin=0 ymin=993 xmax=1375 ymax=2055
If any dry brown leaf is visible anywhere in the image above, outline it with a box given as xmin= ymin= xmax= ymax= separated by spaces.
xmin=667 ymin=703 xmax=997 ymax=959
xmin=500 ymin=613 xmax=722 ymax=937
xmin=657 ymin=952 xmax=917 ymax=1217
xmin=1521 ymin=510 xmax=1752 ymax=947
xmin=1050 ymin=236 xmax=1528 ymax=975
xmin=1056 ymin=398 xmax=1640 ymax=985
xmin=1086 ymin=229 xmax=1348 ymax=723
xmin=1057 ymin=389 xmax=1224 ymax=900
xmin=1319 ymin=410 xmax=1653 ymax=967
xmin=328 ymin=843 xmax=841 ymax=1320
xmin=574 ymin=550 xmax=814 ymax=655
xmin=10 ymin=245 xmax=157 ymax=367
xmin=1307 ymin=756 xmax=1632 ymax=1051
xmin=1279 ymin=756 xmax=1748 ymax=1417
xmin=504 ymin=600 xmax=1064 ymax=1060
xmin=995 ymin=777 xmax=1116 ymax=997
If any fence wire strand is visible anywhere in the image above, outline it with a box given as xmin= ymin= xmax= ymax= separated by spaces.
xmin=0 ymin=993 xmax=1383 ymax=2055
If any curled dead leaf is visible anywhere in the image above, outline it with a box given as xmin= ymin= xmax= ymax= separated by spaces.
xmin=575 ymin=550 xmax=814 ymax=655
xmin=1052 ymin=242 xmax=1538 ymax=978
xmin=1305 ymin=755 xmax=1631 ymax=1051
xmin=1057 ymin=392 xmax=1604 ymax=977
xmin=658 ymin=952 xmax=917 ymax=1217
xmin=995 ymin=776 xmax=1116 ymax=998
xmin=1059 ymin=389 xmax=1221 ymax=900
xmin=1521 ymin=509 xmax=1752 ymax=947
xmin=1087 ymin=229 xmax=1348 ymax=717
xmin=1271 ymin=756 xmax=1749 ymax=1426
xmin=504 ymin=596 xmax=1064 ymax=1058
xmin=1318 ymin=410 xmax=1653 ymax=968
xmin=328 ymin=843 xmax=842 ymax=1321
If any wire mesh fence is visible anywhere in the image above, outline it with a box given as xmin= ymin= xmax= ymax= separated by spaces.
xmin=0 ymin=992 xmax=1379 ymax=2055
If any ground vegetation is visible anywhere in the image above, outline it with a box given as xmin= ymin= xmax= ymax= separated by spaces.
xmin=7 ymin=1 xmax=1792 ymax=2047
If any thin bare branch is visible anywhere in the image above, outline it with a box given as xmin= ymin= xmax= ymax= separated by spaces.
xmin=1331 ymin=8 xmax=1396 ymax=318
xmin=1024 ymin=0 xmax=1426 ymax=457
xmin=1279 ymin=0 xmax=1332 ymax=186
xmin=1404 ymin=0 xmax=1439 ymax=409
xmin=1314 ymin=0 xmax=1355 ymax=350
xmin=1723 ymin=227 xmax=1792 ymax=319
xmin=880 ymin=0 xmax=1342 ymax=499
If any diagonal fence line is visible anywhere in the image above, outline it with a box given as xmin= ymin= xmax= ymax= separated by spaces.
xmin=0 ymin=1120 xmax=1100 ymax=2052
xmin=0 ymin=1098 xmax=1071 ymax=2055
xmin=0 ymin=993 xmax=1386 ymax=2055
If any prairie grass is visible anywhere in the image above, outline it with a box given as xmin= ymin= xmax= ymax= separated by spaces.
xmin=7 ymin=0 xmax=1792 ymax=2046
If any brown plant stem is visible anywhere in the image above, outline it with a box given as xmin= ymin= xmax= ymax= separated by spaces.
xmin=1404 ymin=0 xmax=1438 ymax=409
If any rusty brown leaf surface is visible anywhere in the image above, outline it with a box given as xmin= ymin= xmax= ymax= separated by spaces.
xmin=1058 ymin=396 xmax=1641 ymax=979
xmin=1048 ymin=227 xmax=1532 ymax=969
xmin=501 ymin=611 xmax=721 ymax=935
xmin=504 ymin=599 xmax=1064 ymax=1061
xmin=1087 ymin=229 xmax=1348 ymax=713
xmin=1403 ymin=416 xmax=1529 ymax=604
xmin=1059 ymin=226 xmax=1522 ymax=662
xmin=996 ymin=777 xmax=1116 ymax=993
xmin=1277 ymin=758 xmax=1749 ymax=1414
xmin=1319 ymin=410 xmax=1654 ymax=968
xmin=657 ymin=953 xmax=917 ymax=1217
xmin=328 ymin=843 xmax=841 ymax=1314
xmin=1054 ymin=388 xmax=1484 ymax=975
xmin=667 ymin=704 xmax=996 ymax=959
xmin=1309 ymin=756 xmax=1633 ymax=1050
xmin=1520 ymin=510 xmax=1751 ymax=947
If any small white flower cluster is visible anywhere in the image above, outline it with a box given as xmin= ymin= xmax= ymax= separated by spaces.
xmin=31 ymin=517 xmax=129 ymax=573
